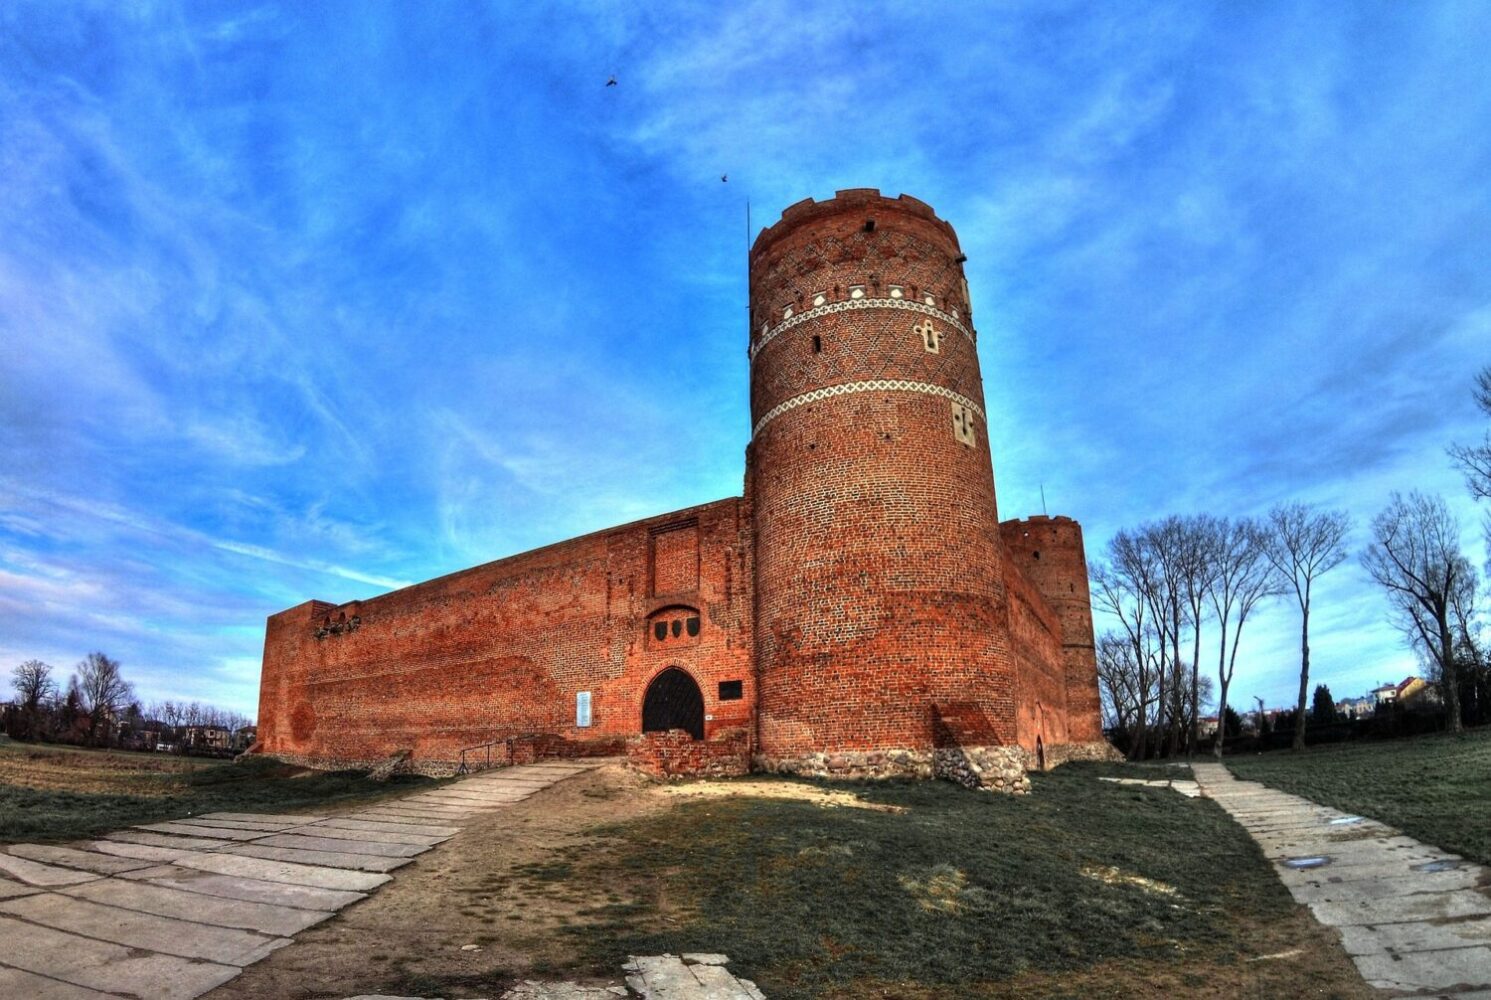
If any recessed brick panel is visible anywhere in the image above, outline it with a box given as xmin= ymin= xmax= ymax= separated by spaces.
xmin=650 ymin=521 xmax=699 ymax=597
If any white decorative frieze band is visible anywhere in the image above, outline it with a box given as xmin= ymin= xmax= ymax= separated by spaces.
xmin=750 ymin=297 xmax=974 ymax=360
xmin=752 ymin=379 xmax=986 ymax=437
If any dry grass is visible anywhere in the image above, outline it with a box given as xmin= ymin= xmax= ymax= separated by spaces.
xmin=0 ymin=743 xmax=216 ymax=797
xmin=206 ymin=764 xmax=1375 ymax=1000
xmin=0 ymin=740 xmax=437 ymax=844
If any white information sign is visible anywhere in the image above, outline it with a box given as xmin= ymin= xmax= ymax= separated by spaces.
xmin=576 ymin=690 xmax=592 ymax=728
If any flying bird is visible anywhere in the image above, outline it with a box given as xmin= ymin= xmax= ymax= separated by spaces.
xmin=606 ymin=75 xmax=617 ymax=87
xmin=721 ymin=174 xmax=728 ymax=182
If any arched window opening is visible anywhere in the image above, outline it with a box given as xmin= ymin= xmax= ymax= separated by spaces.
xmin=642 ymin=667 xmax=705 ymax=740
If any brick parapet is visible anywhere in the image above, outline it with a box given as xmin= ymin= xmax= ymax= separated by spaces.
xmin=629 ymin=728 xmax=750 ymax=779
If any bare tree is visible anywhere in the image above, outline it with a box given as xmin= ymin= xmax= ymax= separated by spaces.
xmin=1094 ymin=519 xmax=1211 ymax=758
xmin=1362 ymin=492 xmax=1475 ymax=732
xmin=11 ymin=660 xmax=55 ymax=710
xmin=1450 ymin=576 xmax=1488 ymax=725
xmin=1178 ymin=516 xmax=1222 ymax=756
xmin=1263 ymin=502 xmax=1351 ymax=751
xmin=1096 ymin=631 xmax=1159 ymax=738
xmin=1092 ymin=535 xmax=1162 ymax=759
xmin=9 ymin=660 xmax=56 ymax=739
xmin=1207 ymin=518 xmax=1280 ymax=757
xmin=1180 ymin=672 xmax=1216 ymax=735
xmin=74 ymin=652 xmax=133 ymax=747
xmin=1449 ymin=365 xmax=1491 ymax=504
xmin=1145 ymin=518 xmax=1191 ymax=757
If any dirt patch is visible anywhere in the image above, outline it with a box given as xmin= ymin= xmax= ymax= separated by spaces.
xmin=205 ymin=763 xmax=660 ymax=999
xmin=661 ymin=777 xmax=906 ymax=812
xmin=1079 ymin=864 xmax=1179 ymax=898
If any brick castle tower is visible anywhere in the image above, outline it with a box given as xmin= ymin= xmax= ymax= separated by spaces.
xmin=747 ymin=189 xmax=1022 ymax=770
xmin=254 ymin=189 xmax=1110 ymax=790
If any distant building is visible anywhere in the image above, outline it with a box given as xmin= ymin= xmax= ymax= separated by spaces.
xmin=184 ymin=725 xmax=230 ymax=750
xmin=1396 ymin=676 xmax=1440 ymax=707
xmin=231 ymin=725 xmax=257 ymax=751
xmin=1335 ymin=696 xmax=1374 ymax=720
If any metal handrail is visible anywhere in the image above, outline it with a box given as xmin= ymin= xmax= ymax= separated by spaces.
xmin=456 ymin=740 xmax=501 ymax=775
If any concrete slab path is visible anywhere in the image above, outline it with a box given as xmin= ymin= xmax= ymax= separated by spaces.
xmin=331 ymin=952 xmax=764 ymax=999
xmin=0 ymin=760 xmax=603 ymax=999
xmin=1193 ymin=761 xmax=1491 ymax=998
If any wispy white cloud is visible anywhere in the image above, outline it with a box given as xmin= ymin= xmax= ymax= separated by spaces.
xmin=2 ymin=1 xmax=1489 ymax=717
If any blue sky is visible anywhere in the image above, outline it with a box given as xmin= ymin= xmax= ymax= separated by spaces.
xmin=2 ymin=1 xmax=1488 ymax=718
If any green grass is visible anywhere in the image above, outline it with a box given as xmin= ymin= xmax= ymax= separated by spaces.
xmin=0 ymin=746 xmax=439 ymax=843
xmin=503 ymin=766 xmax=1309 ymax=999
xmin=1227 ymin=727 xmax=1491 ymax=866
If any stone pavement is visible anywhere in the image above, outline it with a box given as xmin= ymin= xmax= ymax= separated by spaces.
xmin=0 ymin=760 xmax=601 ymax=999
xmin=1097 ymin=774 xmax=1200 ymax=797
xmin=339 ymin=952 xmax=766 ymax=1000
xmin=1193 ymin=761 xmax=1491 ymax=998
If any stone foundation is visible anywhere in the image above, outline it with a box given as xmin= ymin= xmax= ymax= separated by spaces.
xmin=753 ymin=748 xmax=936 ymax=780
xmin=256 ymin=750 xmax=461 ymax=778
xmin=934 ymin=745 xmax=1031 ymax=794
xmin=1043 ymin=740 xmax=1125 ymax=768
xmin=256 ymin=731 xmax=627 ymax=779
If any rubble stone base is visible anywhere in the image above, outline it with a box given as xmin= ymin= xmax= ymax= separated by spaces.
xmin=935 ymin=745 xmax=1031 ymax=794
xmin=753 ymin=748 xmax=936 ymax=780
xmin=1043 ymin=740 xmax=1125 ymax=768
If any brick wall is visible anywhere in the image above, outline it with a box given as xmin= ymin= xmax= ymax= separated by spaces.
xmin=1002 ymin=553 xmax=1071 ymax=751
xmin=256 ymin=498 xmax=754 ymax=768
xmin=629 ymin=728 xmax=750 ymax=779
xmin=1000 ymin=516 xmax=1103 ymax=742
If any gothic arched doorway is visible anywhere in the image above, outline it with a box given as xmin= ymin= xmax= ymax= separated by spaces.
xmin=642 ymin=667 xmax=704 ymax=740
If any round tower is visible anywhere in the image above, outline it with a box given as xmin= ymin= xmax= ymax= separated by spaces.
xmin=747 ymin=189 xmax=1016 ymax=770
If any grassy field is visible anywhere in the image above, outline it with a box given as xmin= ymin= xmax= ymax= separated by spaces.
xmin=1227 ymin=727 xmax=1491 ymax=866
xmin=472 ymin=765 xmax=1368 ymax=1000
xmin=0 ymin=741 xmax=438 ymax=843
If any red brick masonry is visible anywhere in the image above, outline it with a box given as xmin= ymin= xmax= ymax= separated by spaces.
xmin=256 ymin=191 xmax=1106 ymax=778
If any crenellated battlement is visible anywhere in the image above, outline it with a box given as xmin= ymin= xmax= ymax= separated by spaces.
xmin=752 ymin=189 xmax=959 ymax=259
xmin=1000 ymin=514 xmax=1081 ymax=534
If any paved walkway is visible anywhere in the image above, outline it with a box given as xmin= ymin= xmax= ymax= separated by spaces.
xmin=0 ymin=760 xmax=601 ymax=999
xmin=342 ymin=952 xmax=766 ymax=1000
xmin=1193 ymin=762 xmax=1491 ymax=998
